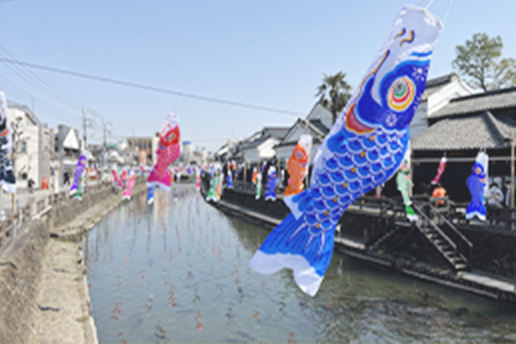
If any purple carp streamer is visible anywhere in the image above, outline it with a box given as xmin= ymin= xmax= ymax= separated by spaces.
xmin=70 ymin=151 xmax=88 ymax=197
xmin=249 ymin=6 xmax=442 ymax=296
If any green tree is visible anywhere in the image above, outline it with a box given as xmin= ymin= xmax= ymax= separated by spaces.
xmin=316 ymin=72 xmax=352 ymax=124
xmin=452 ymin=33 xmax=516 ymax=92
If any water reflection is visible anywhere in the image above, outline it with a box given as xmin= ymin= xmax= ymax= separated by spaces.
xmin=84 ymin=184 xmax=516 ymax=343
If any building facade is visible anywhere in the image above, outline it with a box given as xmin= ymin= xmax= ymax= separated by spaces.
xmin=410 ymin=73 xmax=474 ymax=138
xmin=412 ymin=87 xmax=516 ymax=202
xmin=6 ymin=102 xmax=53 ymax=189
xmin=127 ymin=137 xmax=154 ymax=165
xmin=239 ymin=127 xmax=289 ymax=163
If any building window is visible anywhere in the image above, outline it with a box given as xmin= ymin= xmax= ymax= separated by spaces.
xmin=20 ymin=141 xmax=27 ymax=154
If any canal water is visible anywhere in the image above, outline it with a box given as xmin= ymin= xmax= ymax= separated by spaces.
xmin=84 ymin=185 xmax=516 ymax=343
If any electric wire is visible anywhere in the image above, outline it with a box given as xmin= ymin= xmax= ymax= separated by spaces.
xmin=0 ymin=57 xmax=304 ymax=117
xmin=0 ymin=73 xmax=81 ymax=125
xmin=0 ymin=45 xmax=82 ymax=110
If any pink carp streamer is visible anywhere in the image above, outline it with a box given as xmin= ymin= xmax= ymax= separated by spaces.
xmin=112 ymin=168 xmax=120 ymax=186
xmin=123 ymin=169 xmax=136 ymax=200
xmin=431 ymin=156 xmax=447 ymax=185
xmin=147 ymin=113 xmax=181 ymax=191
xmin=195 ymin=166 xmax=201 ymax=191
xmin=118 ymin=168 xmax=127 ymax=190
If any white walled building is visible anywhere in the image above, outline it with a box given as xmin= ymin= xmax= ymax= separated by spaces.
xmin=239 ymin=127 xmax=289 ymax=163
xmin=181 ymin=140 xmax=194 ymax=164
xmin=214 ymin=139 xmax=240 ymax=162
xmin=275 ymin=102 xmax=332 ymax=162
xmin=410 ymin=73 xmax=475 ymax=137
xmin=304 ymin=102 xmax=333 ymax=130
xmin=6 ymin=102 xmax=53 ymax=188
xmin=56 ymin=124 xmax=81 ymax=186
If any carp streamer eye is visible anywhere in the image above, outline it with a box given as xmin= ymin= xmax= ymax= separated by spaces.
xmin=295 ymin=151 xmax=304 ymax=160
xmin=387 ymin=76 xmax=416 ymax=113
xmin=168 ymin=133 xmax=175 ymax=141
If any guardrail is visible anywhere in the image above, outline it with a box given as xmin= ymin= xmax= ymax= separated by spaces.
xmin=0 ymin=180 xmax=116 ymax=251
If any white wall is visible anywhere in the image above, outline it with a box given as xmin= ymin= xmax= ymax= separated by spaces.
xmin=410 ymin=79 xmax=474 ymax=138
xmin=410 ymin=102 xmax=429 ymax=138
xmin=15 ymin=126 xmax=39 ymax=188
xmin=282 ymin=123 xmax=306 ymax=144
xmin=6 ymin=107 xmax=53 ymax=188
xmin=243 ymin=138 xmax=280 ymax=163
xmin=427 ymin=80 xmax=474 ymax=116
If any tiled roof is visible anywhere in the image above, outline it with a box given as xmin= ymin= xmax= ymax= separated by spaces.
xmin=412 ymin=111 xmax=516 ymax=151
xmin=426 ymin=73 xmax=457 ymax=89
xmin=308 ymin=119 xmax=330 ymax=136
xmin=240 ymin=126 xmax=289 ymax=150
xmin=264 ymin=127 xmax=289 ymax=139
xmin=421 ymin=73 xmax=458 ymax=101
xmin=431 ymin=87 xmax=516 ymax=119
xmin=275 ymin=118 xmax=330 ymax=148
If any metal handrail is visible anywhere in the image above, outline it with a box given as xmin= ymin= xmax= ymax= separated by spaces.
xmin=412 ymin=203 xmax=458 ymax=251
xmin=427 ymin=201 xmax=473 ymax=250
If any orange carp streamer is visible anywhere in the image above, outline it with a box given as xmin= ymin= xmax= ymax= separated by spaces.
xmin=284 ymin=135 xmax=312 ymax=197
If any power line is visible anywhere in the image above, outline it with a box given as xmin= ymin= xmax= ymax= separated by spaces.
xmin=0 ymin=45 xmax=82 ymax=110
xmin=0 ymin=73 xmax=81 ymax=125
xmin=0 ymin=57 xmax=304 ymax=117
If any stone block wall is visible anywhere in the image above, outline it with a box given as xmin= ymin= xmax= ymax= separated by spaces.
xmin=0 ymin=182 xmax=142 ymax=343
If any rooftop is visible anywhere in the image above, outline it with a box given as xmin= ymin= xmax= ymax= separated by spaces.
xmin=431 ymin=87 xmax=516 ymax=120
xmin=275 ymin=118 xmax=330 ymax=148
xmin=412 ymin=111 xmax=516 ymax=151
xmin=7 ymin=100 xmax=41 ymax=126
xmin=240 ymin=126 xmax=289 ymax=150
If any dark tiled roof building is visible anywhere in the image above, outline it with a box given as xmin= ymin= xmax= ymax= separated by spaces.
xmin=412 ymin=87 xmax=516 ymax=201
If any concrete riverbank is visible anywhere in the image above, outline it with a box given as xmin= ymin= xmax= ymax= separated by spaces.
xmin=206 ymin=186 xmax=516 ymax=305
xmin=0 ymin=180 xmax=146 ymax=343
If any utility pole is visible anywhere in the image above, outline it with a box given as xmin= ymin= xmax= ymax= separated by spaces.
xmin=82 ymin=106 xmax=87 ymax=150
xmin=102 ymin=119 xmax=111 ymax=170
xmin=11 ymin=119 xmax=20 ymax=215
xmin=103 ymin=119 xmax=107 ymax=167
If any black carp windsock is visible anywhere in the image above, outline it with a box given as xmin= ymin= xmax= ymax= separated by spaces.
xmin=0 ymin=91 xmax=16 ymax=193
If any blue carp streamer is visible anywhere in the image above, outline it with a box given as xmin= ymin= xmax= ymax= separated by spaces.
xmin=466 ymin=152 xmax=488 ymax=221
xmin=249 ymin=6 xmax=442 ymax=296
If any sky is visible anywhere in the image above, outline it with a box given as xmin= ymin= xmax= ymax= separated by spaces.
xmin=0 ymin=0 xmax=515 ymax=152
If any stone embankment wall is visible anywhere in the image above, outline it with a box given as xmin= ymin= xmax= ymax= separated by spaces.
xmin=220 ymin=189 xmax=289 ymax=220
xmin=0 ymin=220 xmax=48 ymax=343
xmin=215 ymin=187 xmax=463 ymax=271
xmin=218 ymin=186 xmax=516 ymax=280
xmin=463 ymin=228 xmax=516 ymax=279
xmin=0 ymin=181 xmax=145 ymax=343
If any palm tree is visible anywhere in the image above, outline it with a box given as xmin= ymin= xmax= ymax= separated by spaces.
xmin=316 ymin=72 xmax=352 ymax=124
